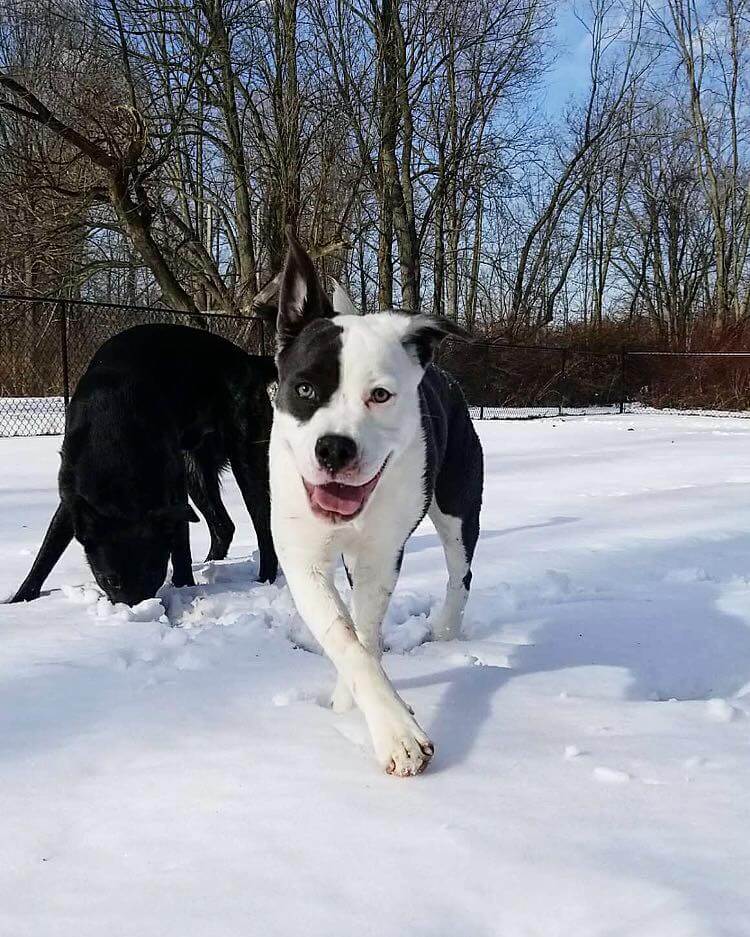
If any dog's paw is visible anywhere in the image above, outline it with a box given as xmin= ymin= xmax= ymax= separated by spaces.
xmin=429 ymin=612 xmax=462 ymax=642
xmin=256 ymin=558 xmax=279 ymax=584
xmin=369 ymin=709 xmax=434 ymax=777
xmin=330 ymin=678 xmax=355 ymax=714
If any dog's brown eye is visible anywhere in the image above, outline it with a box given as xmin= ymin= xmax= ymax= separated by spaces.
xmin=370 ymin=387 xmax=392 ymax=404
xmin=296 ymin=382 xmax=316 ymax=400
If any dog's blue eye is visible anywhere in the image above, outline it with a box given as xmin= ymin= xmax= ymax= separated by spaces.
xmin=370 ymin=387 xmax=392 ymax=404
xmin=296 ymin=382 xmax=316 ymax=400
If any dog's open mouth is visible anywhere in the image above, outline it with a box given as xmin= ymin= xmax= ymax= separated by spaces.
xmin=303 ymin=460 xmax=388 ymax=521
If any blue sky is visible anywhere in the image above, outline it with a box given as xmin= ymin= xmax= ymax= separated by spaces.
xmin=544 ymin=3 xmax=593 ymax=115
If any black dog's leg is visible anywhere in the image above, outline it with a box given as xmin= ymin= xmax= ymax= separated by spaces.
xmin=10 ymin=502 xmax=74 ymax=602
xmin=229 ymin=445 xmax=278 ymax=584
xmin=185 ymin=449 xmax=235 ymax=562
xmin=170 ymin=517 xmax=195 ymax=588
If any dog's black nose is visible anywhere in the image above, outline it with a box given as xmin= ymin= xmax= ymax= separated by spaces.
xmin=315 ymin=435 xmax=357 ymax=473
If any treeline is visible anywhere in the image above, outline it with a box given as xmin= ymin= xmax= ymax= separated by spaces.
xmin=0 ymin=0 xmax=749 ymax=348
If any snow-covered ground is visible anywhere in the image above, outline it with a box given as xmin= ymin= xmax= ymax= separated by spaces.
xmin=2 ymin=414 xmax=750 ymax=937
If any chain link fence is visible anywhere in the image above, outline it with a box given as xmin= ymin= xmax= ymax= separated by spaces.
xmin=438 ymin=343 xmax=750 ymax=420
xmin=6 ymin=293 xmax=750 ymax=437
xmin=436 ymin=339 xmax=626 ymax=420
xmin=621 ymin=350 xmax=750 ymax=414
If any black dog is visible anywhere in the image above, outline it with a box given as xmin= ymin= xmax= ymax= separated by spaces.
xmin=11 ymin=324 xmax=278 ymax=605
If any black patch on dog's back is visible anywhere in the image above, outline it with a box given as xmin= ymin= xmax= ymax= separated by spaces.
xmin=419 ymin=365 xmax=483 ymax=559
xmin=276 ymin=318 xmax=343 ymax=422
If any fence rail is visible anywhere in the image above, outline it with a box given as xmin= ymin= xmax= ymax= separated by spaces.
xmin=4 ymin=294 xmax=750 ymax=437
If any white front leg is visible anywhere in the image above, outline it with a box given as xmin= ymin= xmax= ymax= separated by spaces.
xmin=282 ymin=557 xmax=433 ymax=776
xmin=331 ymin=550 xmax=397 ymax=713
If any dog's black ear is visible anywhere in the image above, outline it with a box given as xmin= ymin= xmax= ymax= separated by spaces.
xmin=401 ymin=315 xmax=472 ymax=367
xmin=277 ymin=227 xmax=334 ymax=350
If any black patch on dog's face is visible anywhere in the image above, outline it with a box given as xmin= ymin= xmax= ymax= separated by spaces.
xmin=276 ymin=318 xmax=343 ymax=422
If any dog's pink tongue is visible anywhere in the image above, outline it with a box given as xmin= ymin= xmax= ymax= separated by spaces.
xmin=311 ymin=481 xmax=368 ymax=516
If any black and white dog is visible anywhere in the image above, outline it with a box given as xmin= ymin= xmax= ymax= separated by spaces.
xmin=270 ymin=234 xmax=483 ymax=776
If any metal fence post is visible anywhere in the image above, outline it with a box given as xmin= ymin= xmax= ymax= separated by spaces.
xmin=619 ymin=345 xmax=626 ymax=414
xmin=558 ymin=347 xmax=568 ymax=416
xmin=59 ymin=298 xmax=70 ymax=410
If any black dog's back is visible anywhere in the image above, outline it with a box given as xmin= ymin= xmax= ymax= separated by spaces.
xmin=64 ymin=325 xmax=274 ymax=519
xmin=84 ymin=324 xmax=275 ymax=444
xmin=88 ymin=323 xmax=268 ymax=386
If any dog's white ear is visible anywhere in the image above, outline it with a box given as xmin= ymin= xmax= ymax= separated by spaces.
xmin=330 ymin=278 xmax=361 ymax=316
xmin=277 ymin=228 xmax=334 ymax=349
xmin=401 ymin=314 xmax=471 ymax=367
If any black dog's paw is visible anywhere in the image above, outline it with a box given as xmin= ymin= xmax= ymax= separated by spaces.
xmin=171 ymin=572 xmax=196 ymax=589
xmin=204 ymin=545 xmax=230 ymax=563
xmin=8 ymin=587 xmax=41 ymax=604
xmin=256 ymin=560 xmax=278 ymax=585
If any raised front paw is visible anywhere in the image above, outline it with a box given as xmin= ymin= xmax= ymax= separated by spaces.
xmin=369 ymin=708 xmax=434 ymax=777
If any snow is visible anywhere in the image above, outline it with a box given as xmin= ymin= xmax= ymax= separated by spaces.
xmin=2 ymin=414 xmax=750 ymax=936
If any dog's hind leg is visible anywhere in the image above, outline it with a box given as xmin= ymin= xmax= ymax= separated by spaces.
xmin=428 ymin=500 xmax=479 ymax=641
xmin=229 ymin=446 xmax=278 ymax=583
xmin=185 ymin=449 xmax=235 ymax=562
xmin=9 ymin=502 xmax=74 ymax=602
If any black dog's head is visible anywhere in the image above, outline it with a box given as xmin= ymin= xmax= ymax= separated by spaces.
xmin=67 ymin=494 xmax=198 ymax=605
xmin=60 ymin=409 xmax=198 ymax=606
